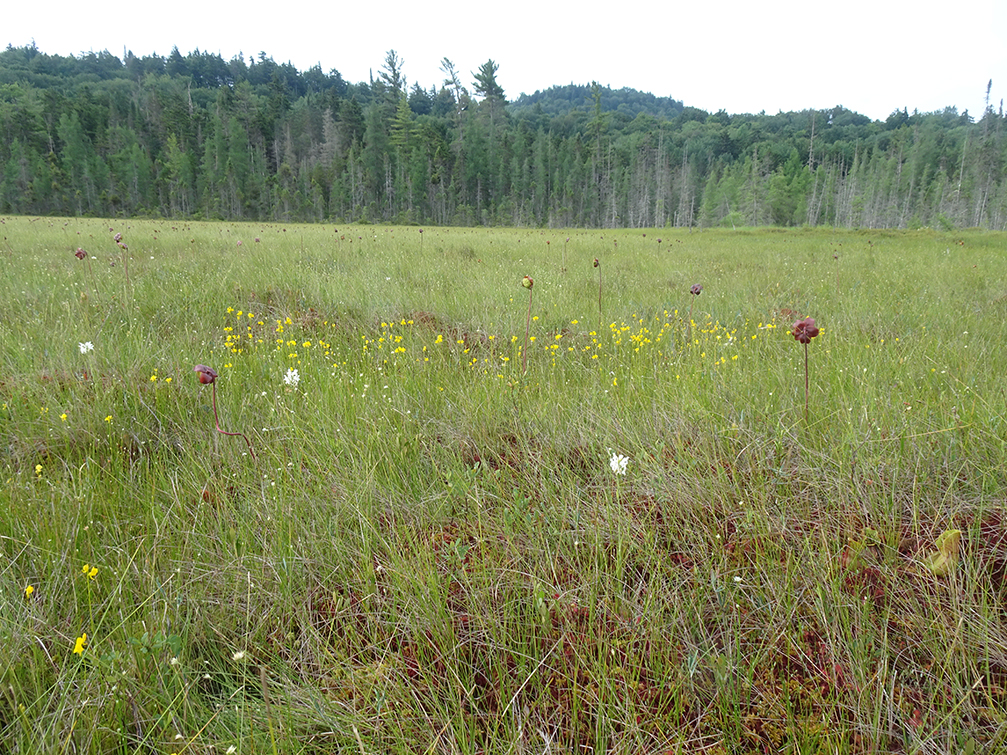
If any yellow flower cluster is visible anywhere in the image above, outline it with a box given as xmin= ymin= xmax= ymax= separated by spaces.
xmin=223 ymin=308 xmax=266 ymax=355
xmin=216 ymin=304 xmax=790 ymax=385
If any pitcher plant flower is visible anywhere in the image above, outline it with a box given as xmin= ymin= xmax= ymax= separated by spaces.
xmin=688 ymin=283 xmax=702 ymax=337
xmin=194 ymin=364 xmax=217 ymax=384
xmin=791 ymin=317 xmax=820 ymax=422
xmin=792 ymin=317 xmax=819 ymax=344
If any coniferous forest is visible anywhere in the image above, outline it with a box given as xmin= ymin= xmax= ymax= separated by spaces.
xmin=0 ymin=43 xmax=1004 ymax=229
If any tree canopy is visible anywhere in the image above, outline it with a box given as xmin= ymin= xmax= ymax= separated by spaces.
xmin=0 ymin=43 xmax=1003 ymax=229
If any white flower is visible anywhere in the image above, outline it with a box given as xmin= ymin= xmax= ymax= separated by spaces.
xmin=78 ymin=341 xmax=94 ymax=354
xmin=283 ymin=368 xmax=300 ymax=387
xmin=609 ymin=451 xmax=629 ymax=476
xmin=232 ymin=650 xmax=246 ymax=661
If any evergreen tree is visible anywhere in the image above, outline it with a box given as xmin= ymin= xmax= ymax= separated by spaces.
xmin=0 ymin=42 xmax=1005 ymax=229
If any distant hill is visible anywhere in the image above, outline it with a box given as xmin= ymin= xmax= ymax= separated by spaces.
xmin=509 ymin=83 xmax=685 ymax=120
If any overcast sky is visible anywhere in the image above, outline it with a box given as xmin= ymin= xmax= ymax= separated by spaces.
xmin=6 ymin=0 xmax=1006 ymax=121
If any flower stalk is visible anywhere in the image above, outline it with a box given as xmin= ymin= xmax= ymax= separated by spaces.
xmin=74 ymin=247 xmax=101 ymax=303
xmin=112 ymin=231 xmax=130 ymax=287
xmin=194 ymin=365 xmax=256 ymax=459
xmin=594 ymin=258 xmax=601 ymax=330
xmin=521 ymin=276 xmax=534 ymax=375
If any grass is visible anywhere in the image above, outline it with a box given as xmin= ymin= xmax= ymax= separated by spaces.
xmin=2 ymin=219 xmax=1007 ymax=753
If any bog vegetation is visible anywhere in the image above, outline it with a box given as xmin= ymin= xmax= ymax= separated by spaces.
xmin=2 ymin=218 xmax=1006 ymax=753
xmin=0 ymin=44 xmax=1006 ymax=229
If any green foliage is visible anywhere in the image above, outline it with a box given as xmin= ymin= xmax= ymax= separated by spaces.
xmin=472 ymin=59 xmax=504 ymax=102
xmin=0 ymin=45 xmax=1006 ymax=230
xmin=509 ymin=82 xmax=685 ymax=120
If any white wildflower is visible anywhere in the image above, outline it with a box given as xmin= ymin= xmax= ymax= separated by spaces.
xmin=283 ymin=368 xmax=300 ymax=388
xmin=609 ymin=451 xmax=629 ymax=476
xmin=78 ymin=341 xmax=94 ymax=354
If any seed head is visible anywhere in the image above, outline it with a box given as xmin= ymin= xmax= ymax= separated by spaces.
xmin=522 ymin=275 xmax=534 ymax=290
xmin=74 ymin=248 xmax=87 ymax=260
xmin=593 ymin=258 xmax=599 ymax=268
xmin=690 ymin=284 xmax=703 ymax=296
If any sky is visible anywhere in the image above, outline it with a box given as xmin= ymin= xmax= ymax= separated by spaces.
xmin=5 ymin=0 xmax=1006 ymax=122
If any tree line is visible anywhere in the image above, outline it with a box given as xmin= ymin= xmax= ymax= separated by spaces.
xmin=0 ymin=43 xmax=1004 ymax=229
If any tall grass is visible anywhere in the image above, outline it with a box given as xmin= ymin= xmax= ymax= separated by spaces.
xmin=1 ymin=219 xmax=1006 ymax=753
